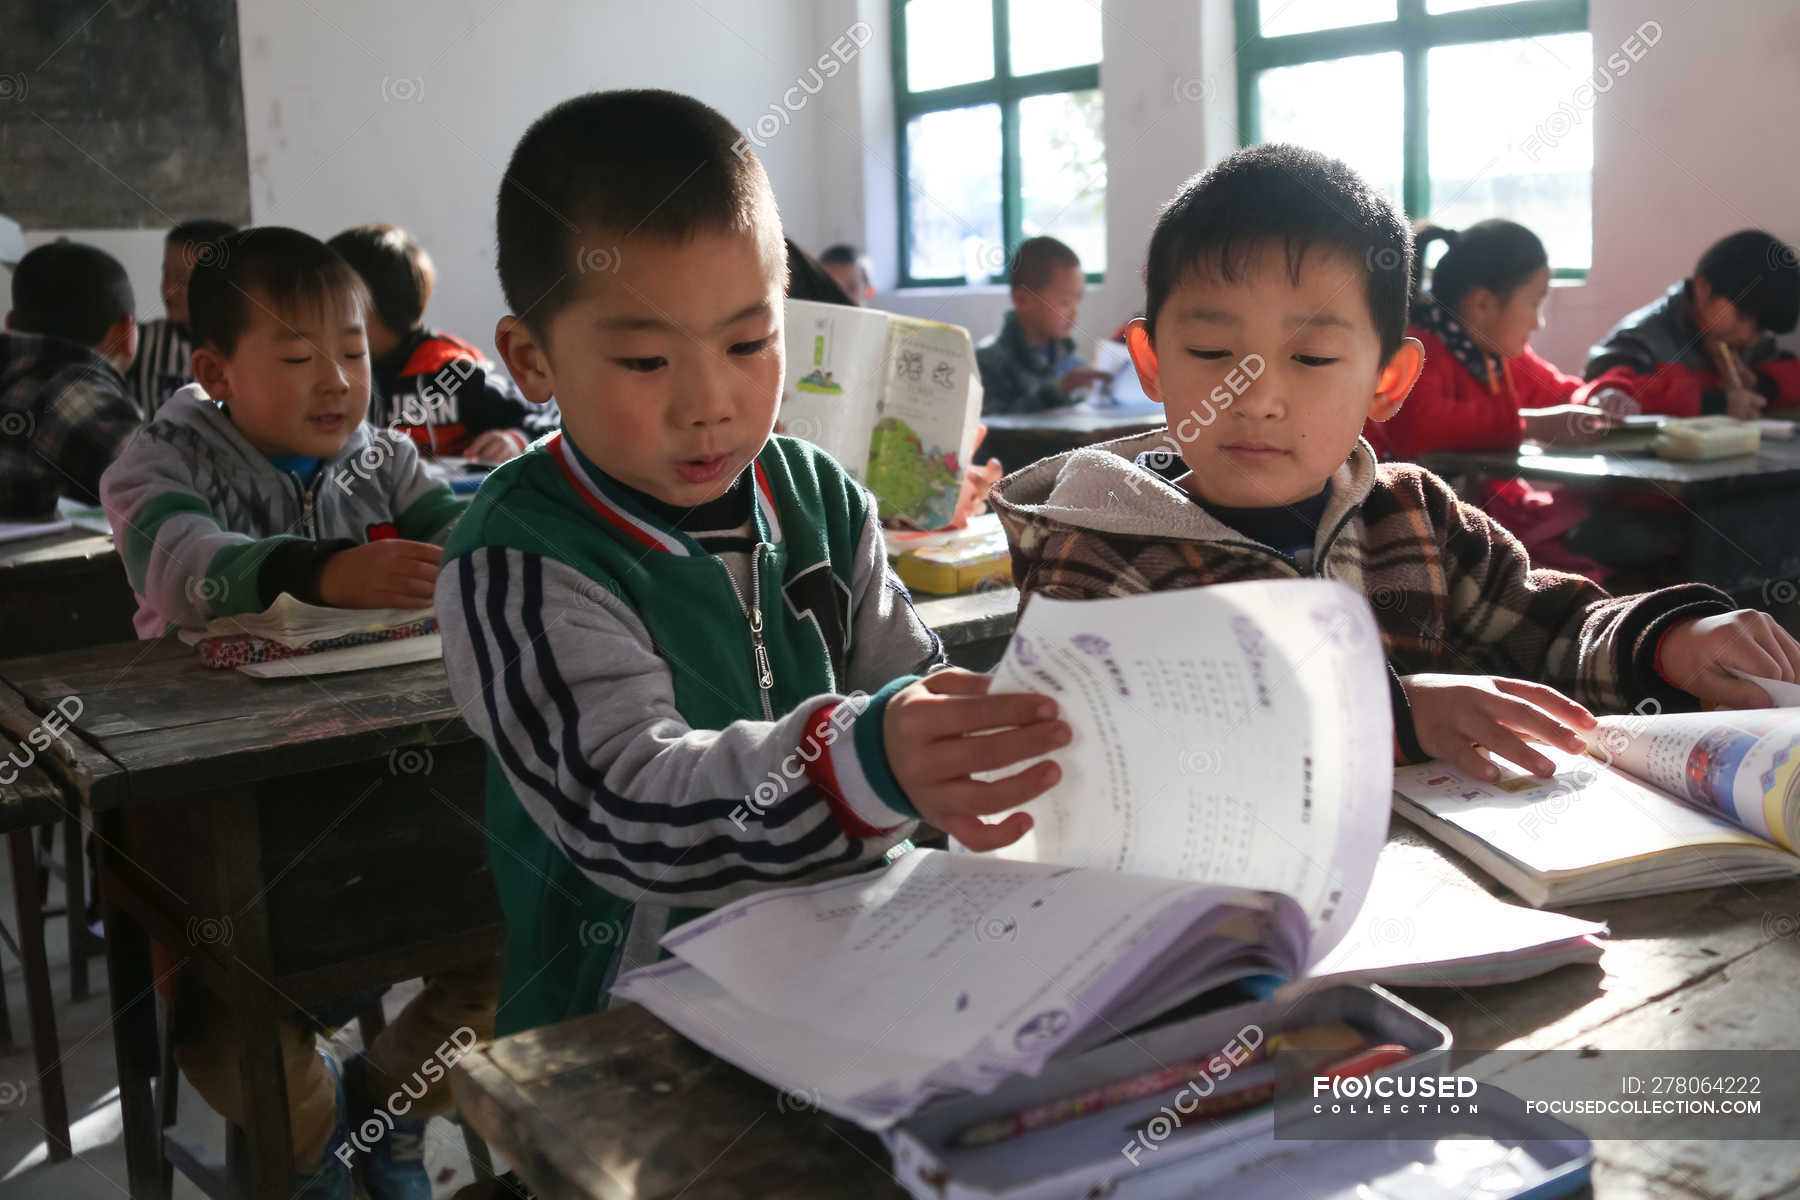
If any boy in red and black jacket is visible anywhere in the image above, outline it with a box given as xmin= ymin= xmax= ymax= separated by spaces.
xmin=329 ymin=224 xmax=557 ymax=460
xmin=1583 ymin=230 xmax=1800 ymax=419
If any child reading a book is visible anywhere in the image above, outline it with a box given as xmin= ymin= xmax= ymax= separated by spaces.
xmin=435 ymin=89 xmax=1069 ymax=1043
xmin=1584 ymin=229 xmax=1800 ymax=419
xmin=328 ymin=223 xmax=552 ymax=461
xmin=991 ymin=144 xmax=1800 ymax=783
xmin=100 ymin=227 xmax=489 ymax=1199
xmin=976 ymin=235 xmax=1110 ymax=414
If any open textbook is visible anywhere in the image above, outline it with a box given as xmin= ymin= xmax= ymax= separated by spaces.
xmin=779 ymin=299 xmax=982 ymax=529
xmin=1395 ymin=704 xmax=1800 ymax=906
xmin=614 ymin=581 xmax=1603 ymax=1129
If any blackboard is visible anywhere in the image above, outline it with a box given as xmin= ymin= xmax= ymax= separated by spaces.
xmin=0 ymin=0 xmax=251 ymax=229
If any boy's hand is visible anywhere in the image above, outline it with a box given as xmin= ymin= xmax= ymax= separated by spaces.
xmin=1400 ymin=674 xmax=1596 ymax=780
xmin=1057 ymin=366 xmax=1111 ymax=396
xmin=465 ymin=430 xmax=523 ymax=463
xmin=1725 ymin=386 xmax=1768 ymax=421
xmin=1522 ymin=404 xmax=1615 ymax=446
xmin=1657 ymin=610 xmax=1800 ymax=708
xmin=884 ymin=669 xmax=1068 ymax=851
xmin=315 ymin=540 xmax=443 ymax=609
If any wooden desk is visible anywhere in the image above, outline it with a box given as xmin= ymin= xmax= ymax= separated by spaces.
xmin=453 ymin=828 xmax=1800 ymax=1200
xmin=0 ymin=760 xmax=74 ymax=1161
xmin=1421 ymin=437 xmax=1800 ymax=597
xmin=0 ymin=527 xmax=136 ymax=657
xmin=0 ymin=638 xmax=504 ymax=1197
xmin=980 ymin=408 xmax=1165 ymax=473
xmin=914 ymin=585 xmax=1019 ymax=672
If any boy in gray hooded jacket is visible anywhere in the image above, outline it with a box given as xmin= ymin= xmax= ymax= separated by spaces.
xmin=99 ymin=227 xmax=486 ymax=1200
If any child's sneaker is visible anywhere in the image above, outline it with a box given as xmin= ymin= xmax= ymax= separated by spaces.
xmin=294 ymin=1049 xmax=351 ymax=1200
xmin=342 ymin=1051 xmax=432 ymax=1200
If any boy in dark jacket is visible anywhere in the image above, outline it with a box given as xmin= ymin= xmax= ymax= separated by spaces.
xmin=1583 ymin=230 xmax=1800 ymax=419
xmin=993 ymin=146 xmax=1800 ymax=781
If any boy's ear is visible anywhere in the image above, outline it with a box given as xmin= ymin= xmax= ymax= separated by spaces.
xmin=1124 ymin=319 xmax=1164 ymax=406
xmin=1369 ymin=335 xmax=1425 ymax=422
xmin=495 ymin=315 xmax=556 ymax=407
xmin=190 ymin=345 xmax=232 ymax=403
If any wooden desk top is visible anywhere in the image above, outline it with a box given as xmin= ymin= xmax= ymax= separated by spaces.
xmin=912 ymin=585 xmax=1018 ymax=648
xmin=0 ymin=527 xmax=118 ymax=574
xmin=1422 ymin=431 xmax=1800 ymax=494
xmin=0 ymin=636 xmax=468 ymax=810
xmin=0 ymin=758 xmax=72 ymax=834
xmin=455 ymin=826 xmax=1800 ymax=1199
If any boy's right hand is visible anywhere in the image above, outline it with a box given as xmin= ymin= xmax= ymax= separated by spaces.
xmin=884 ymin=669 xmax=1069 ymax=851
xmin=1399 ymin=674 xmax=1597 ymax=780
xmin=1725 ymin=386 xmax=1768 ymax=421
xmin=315 ymin=539 xmax=443 ymax=609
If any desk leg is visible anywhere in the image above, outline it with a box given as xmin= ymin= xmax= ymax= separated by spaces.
xmin=96 ymin=812 xmax=163 ymax=1194
xmin=7 ymin=830 xmax=70 ymax=1163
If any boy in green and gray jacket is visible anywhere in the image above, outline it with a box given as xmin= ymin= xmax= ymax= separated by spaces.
xmin=437 ymin=90 xmax=1071 ymax=1040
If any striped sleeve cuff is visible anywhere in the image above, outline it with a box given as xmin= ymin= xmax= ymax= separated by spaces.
xmin=806 ymin=678 xmax=920 ymax=836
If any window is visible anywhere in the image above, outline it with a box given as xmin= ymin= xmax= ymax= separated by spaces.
xmin=1235 ymin=0 xmax=1593 ymax=275
xmin=893 ymin=0 xmax=1105 ymax=287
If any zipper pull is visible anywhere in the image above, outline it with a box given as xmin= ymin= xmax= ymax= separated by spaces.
xmin=754 ymin=641 xmax=774 ymax=689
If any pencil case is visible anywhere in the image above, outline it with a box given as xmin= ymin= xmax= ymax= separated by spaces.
xmin=885 ymin=983 xmax=1467 ymax=1200
xmin=893 ymin=526 xmax=1011 ymax=595
xmin=1655 ymin=416 xmax=1760 ymax=460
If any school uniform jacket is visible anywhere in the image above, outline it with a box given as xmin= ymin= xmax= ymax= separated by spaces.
xmin=1583 ymin=281 xmax=1800 ymax=416
xmin=435 ymin=432 xmax=944 ymax=1036
xmin=989 ymin=431 xmax=1732 ymax=758
xmin=370 ymin=328 xmax=557 ymax=457
xmin=100 ymin=383 xmax=467 ymax=635
xmin=1364 ymin=326 xmax=1584 ymax=460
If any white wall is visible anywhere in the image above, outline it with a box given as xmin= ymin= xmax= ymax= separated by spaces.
xmin=11 ymin=0 xmax=839 ymax=356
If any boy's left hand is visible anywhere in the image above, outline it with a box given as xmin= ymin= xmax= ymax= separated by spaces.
xmin=465 ymin=430 xmax=523 ymax=463
xmin=1657 ymin=610 xmax=1800 ymax=708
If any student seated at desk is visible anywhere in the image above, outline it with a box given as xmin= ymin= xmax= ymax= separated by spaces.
xmin=976 ymin=235 xmax=1110 ymax=414
xmin=437 ymin=90 xmax=1065 ymax=1040
xmin=100 ymin=227 xmax=491 ymax=1200
xmin=1585 ymin=229 xmax=1800 ymax=419
xmin=992 ymin=144 xmax=1800 ymax=781
xmin=129 ymin=218 xmax=239 ymax=419
xmin=329 ymin=223 xmax=553 ymax=463
xmin=1364 ymin=220 xmax=1614 ymax=460
xmin=1 ymin=241 xmax=142 ymax=519
xmin=818 ymin=240 xmax=876 ymax=305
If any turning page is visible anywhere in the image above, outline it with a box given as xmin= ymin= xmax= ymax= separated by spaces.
xmin=983 ymin=579 xmax=1393 ymax=963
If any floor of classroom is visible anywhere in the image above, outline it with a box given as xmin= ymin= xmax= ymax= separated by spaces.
xmin=0 ymin=844 xmax=492 ymax=1198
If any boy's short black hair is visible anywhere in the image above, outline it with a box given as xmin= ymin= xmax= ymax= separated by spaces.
xmin=1010 ymin=236 xmax=1081 ymax=292
xmin=10 ymin=241 xmax=135 ymax=348
xmin=188 ymin=227 xmax=370 ymax=356
xmin=167 ymin=219 xmax=239 ymax=249
xmin=1695 ymin=230 xmax=1800 ymax=335
xmin=1143 ymin=144 xmax=1413 ymax=361
xmin=328 ymin=224 xmax=437 ymax=336
xmin=496 ymin=89 xmax=782 ymax=338
xmin=818 ymin=243 xmax=861 ymax=266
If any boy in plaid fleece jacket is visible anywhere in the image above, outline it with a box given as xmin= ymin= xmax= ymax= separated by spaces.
xmin=993 ymin=146 xmax=1800 ymax=781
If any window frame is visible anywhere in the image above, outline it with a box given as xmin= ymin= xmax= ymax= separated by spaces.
xmin=890 ymin=0 xmax=1104 ymax=289
xmin=1233 ymin=0 xmax=1591 ymax=279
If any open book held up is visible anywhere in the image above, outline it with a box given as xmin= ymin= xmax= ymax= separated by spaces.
xmin=615 ymin=581 xmax=1601 ymax=1129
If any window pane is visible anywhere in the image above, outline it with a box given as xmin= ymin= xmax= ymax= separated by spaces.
xmin=1425 ymin=0 xmax=1515 ymax=12
xmin=906 ymin=0 xmax=994 ymax=91
xmin=1256 ymin=53 xmax=1404 ymax=209
xmin=1427 ymin=33 xmax=1593 ymax=270
xmin=906 ymin=105 xmax=1004 ymax=281
xmin=1019 ymin=89 xmax=1106 ymax=273
xmin=1260 ymin=0 xmax=1394 ymax=37
xmin=1008 ymin=0 xmax=1101 ymax=75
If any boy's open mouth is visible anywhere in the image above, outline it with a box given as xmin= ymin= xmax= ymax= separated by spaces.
xmin=676 ymin=453 xmax=730 ymax=484
xmin=307 ymin=413 xmax=347 ymax=432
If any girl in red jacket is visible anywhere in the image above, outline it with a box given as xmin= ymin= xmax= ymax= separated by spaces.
xmin=1366 ymin=220 xmax=1610 ymax=461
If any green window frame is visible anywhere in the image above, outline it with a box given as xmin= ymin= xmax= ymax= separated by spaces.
xmin=890 ymin=0 xmax=1103 ymax=289
xmin=1234 ymin=0 xmax=1591 ymax=279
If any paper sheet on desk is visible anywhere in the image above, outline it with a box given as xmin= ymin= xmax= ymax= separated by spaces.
xmin=979 ymin=579 xmax=1394 ymax=965
xmin=1729 ymin=666 xmax=1800 ymax=707
xmin=0 ymin=516 xmax=72 ymax=544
